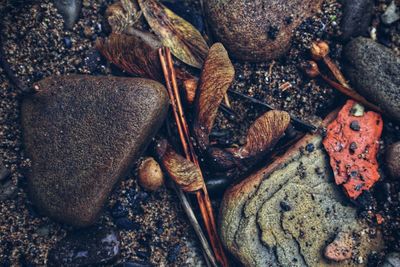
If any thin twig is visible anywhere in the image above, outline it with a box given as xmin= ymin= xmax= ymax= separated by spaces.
xmin=228 ymin=89 xmax=317 ymax=132
xmin=171 ymin=182 xmax=216 ymax=267
xmin=159 ymin=47 xmax=229 ymax=267
xmin=319 ymin=74 xmax=382 ymax=113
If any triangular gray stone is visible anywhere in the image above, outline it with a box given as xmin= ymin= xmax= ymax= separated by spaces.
xmin=21 ymin=75 xmax=168 ymax=227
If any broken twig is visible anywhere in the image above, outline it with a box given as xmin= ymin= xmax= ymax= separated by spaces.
xmin=159 ymin=47 xmax=229 ymax=267
xmin=227 ymin=89 xmax=317 ymax=132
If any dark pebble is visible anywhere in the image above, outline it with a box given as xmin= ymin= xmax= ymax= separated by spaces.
xmin=340 ymin=0 xmax=374 ymax=41
xmin=0 ymin=180 xmax=17 ymax=201
xmin=48 ymin=227 xmax=120 ymax=267
xmin=206 ymin=177 xmax=232 ymax=196
xmin=349 ymin=142 xmax=358 ymax=154
xmin=280 ymin=201 xmax=292 ymax=212
xmin=136 ymin=249 xmax=151 ymax=260
xmin=82 ymin=50 xmax=102 ymax=73
xmin=111 ymin=202 xmax=129 ymax=218
xmin=54 ymin=0 xmax=82 ymax=30
xmin=63 ymin=37 xmax=72 ymax=49
xmin=350 ymin=121 xmax=360 ymax=131
xmin=0 ymin=164 xmax=11 ymax=182
xmin=115 ymin=217 xmax=138 ymax=231
xmin=167 ymin=243 xmax=181 ymax=263
xmin=305 ymin=143 xmax=315 ymax=152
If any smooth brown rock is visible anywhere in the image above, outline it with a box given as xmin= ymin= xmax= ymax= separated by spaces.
xmin=219 ymin=112 xmax=383 ymax=267
xmin=21 ymin=75 xmax=168 ymax=227
xmin=204 ymin=0 xmax=323 ymax=62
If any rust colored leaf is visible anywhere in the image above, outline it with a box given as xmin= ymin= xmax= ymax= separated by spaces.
xmin=96 ymin=31 xmax=163 ymax=81
xmin=323 ymin=100 xmax=383 ymax=199
xmin=193 ymin=43 xmax=235 ymax=150
xmin=137 ymin=0 xmax=209 ymax=68
xmin=156 ymin=139 xmax=204 ymax=192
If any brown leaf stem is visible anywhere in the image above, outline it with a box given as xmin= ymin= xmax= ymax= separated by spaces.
xmin=159 ymin=47 xmax=229 ymax=267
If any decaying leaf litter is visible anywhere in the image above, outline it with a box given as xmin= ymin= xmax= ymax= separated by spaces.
xmin=0 ymin=0 xmax=398 ymax=266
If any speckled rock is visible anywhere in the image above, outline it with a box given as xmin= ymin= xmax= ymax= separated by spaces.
xmin=21 ymin=75 xmax=169 ymax=227
xmin=54 ymin=0 xmax=82 ymax=29
xmin=48 ymin=227 xmax=120 ymax=266
xmin=343 ymin=37 xmax=400 ymax=122
xmin=219 ymin=114 xmax=383 ymax=267
xmin=204 ymin=0 xmax=323 ymax=62
xmin=340 ymin=0 xmax=374 ymax=41
xmin=385 ymin=142 xmax=400 ymax=179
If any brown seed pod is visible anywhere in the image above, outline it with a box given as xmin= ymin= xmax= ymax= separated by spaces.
xmin=138 ymin=157 xmax=164 ymax=191
xmin=96 ymin=31 xmax=163 ymax=81
xmin=137 ymin=0 xmax=209 ymax=69
xmin=209 ymin=110 xmax=291 ymax=173
xmin=228 ymin=110 xmax=291 ymax=160
xmin=156 ymin=139 xmax=203 ymax=193
xmin=193 ymin=43 xmax=235 ymax=150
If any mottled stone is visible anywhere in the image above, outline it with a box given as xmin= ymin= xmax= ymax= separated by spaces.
xmin=21 ymin=75 xmax=169 ymax=227
xmin=204 ymin=0 xmax=323 ymax=62
xmin=340 ymin=0 xmax=374 ymax=41
xmin=219 ymin=114 xmax=383 ymax=267
xmin=48 ymin=227 xmax=120 ymax=266
xmin=343 ymin=37 xmax=400 ymax=122
xmin=385 ymin=142 xmax=400 ymax=179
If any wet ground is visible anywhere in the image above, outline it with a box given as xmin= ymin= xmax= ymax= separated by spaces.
xmin=0 ymin=0 xmax=399 ymax=266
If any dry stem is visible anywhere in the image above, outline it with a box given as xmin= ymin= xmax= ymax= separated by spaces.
xmin=159 ymin=47 xmax=229 ymax=267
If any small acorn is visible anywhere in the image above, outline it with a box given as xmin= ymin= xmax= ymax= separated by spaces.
xmin=138 ymin=157 xmax=164 ymax=191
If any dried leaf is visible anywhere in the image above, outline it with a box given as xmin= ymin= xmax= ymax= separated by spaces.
xmin=96 ymin=31 xmax=163 ymax=81
xmin=106 ymin=0 xmax=142 ymax=33
xmin=209 ymin=110 xmax=290 ymax=173
xmin=322 ymin=100 xmax=383 ymax=199
xmin=193 ymin=43 xmax=235 ymax=150
xmin=229 ymin=110 xmax=291 ymax=160
xmin=137 ymin=0 xmax=209 ymax=68
xmin=156 ymin=139 xmax=203 ymax=192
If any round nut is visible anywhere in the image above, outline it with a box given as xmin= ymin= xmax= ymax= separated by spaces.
xmin=138 ymin=157 xmax=164 ymax=191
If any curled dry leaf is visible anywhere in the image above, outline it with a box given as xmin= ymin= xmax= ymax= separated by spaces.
xmin=209 ymin=110 xmax=290 ymax=172
xmin=193 ymin=43 xmax=235 ymax=150
xmin=323 ymin=100 xmax=383 ymax=199
xmin=137 ymin=0 xmax=209 ymax=68
xmin=96 ymin=31 xmax=163 ymax=81
xmin=106 ymin=0 xmax=142 ymax=33
xmin=156 ymin=139 xmax=204 ymax=193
